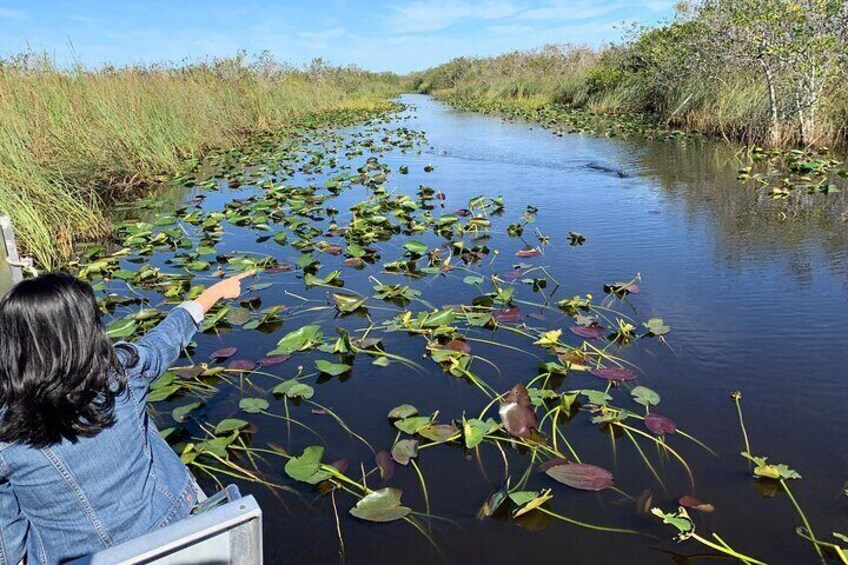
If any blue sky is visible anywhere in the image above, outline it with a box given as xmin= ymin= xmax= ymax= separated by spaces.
xmin=0 ymin=1 xmax=676 ymax=73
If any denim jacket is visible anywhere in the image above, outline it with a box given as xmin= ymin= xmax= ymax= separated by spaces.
xmin=0 ymin=305 xmax=202 ymax=564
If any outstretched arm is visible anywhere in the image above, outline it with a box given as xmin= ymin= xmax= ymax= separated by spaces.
xmin=132 ymin=271 xmax=255 ymax=383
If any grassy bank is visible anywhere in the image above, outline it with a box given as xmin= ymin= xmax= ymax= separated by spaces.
xmin=412 ymin=2 xmax=848 ymax=149
xmin=0 ymin=52 xmax=402 ymax=267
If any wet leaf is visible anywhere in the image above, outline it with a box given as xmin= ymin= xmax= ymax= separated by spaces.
xmin=349 ymin=487 xmax=411 ymax=522
xmin=271 ymin=325 xmax=323 ymax=355
xmin=569 ymin=325 xmax=605 ymax=340
xmin=515 ymin=247 xmax=542 ymax=258
xmin=388 ymin=404 xmax=418 ymax=419
xmin=314 ymin=359 xmax=350 ymax=376
xmin=272 ymin=380 xmax=315 ymax=399
xmin=464 ymin=417 xmax=499 ymax=448
xmin=285 ymin=446 xmax=333 ymax=484
xmin=227 ymin=308 xmax=253 ymax=326
xmin=403 ymin=240 xmax=428 ymax=255
xmin=741 ymin=452 xmax=802 ymax=480
xmin=631 ymin=386 xmax=661 ymax=407
xmin=214 ymin=418 xmax=249 ymax=434
xmin=509 ymin=489 xmax=553 ymax=517
xmin=375 ymin=451 xmax=395 ymax=480
xmin=443 ymin=339 xmax=471 ymax=354
xmin=478 ymin=481 xmax=511 ymax=519
xmin=643 ymin=317 xmax=670 ymax=336
xmin=172 ymin=402 xmax=202 ymax=423
xmin=592 ymin=367 xmax=636 ymax=382
xmin=333 ymin=293 xmax=367 ymax=313
xmin=418 ymin=423 xmax=458 ymax=443
xmin=644 ymin=413 xmax=677 ymax=435
xmin=209 ymin=347 xmax=237 ymax=361
xmin=679 ymin=495 xmax=714 ymax=513
xmin=106 ymin=317 xmax=138 ymax=339
xmin=228 ymin=359 xmax=256 ymax=372
xmin=391 ymin=439 xmax=419 ymax=465
xmin=545 ymin=462 xmax=614 ymax=491
xmin=395 ymin=416 xmax=431 ymax=435
xmin=239 ymin=397 xmax=269 ymax=414
xmin=257 ymin=354 xmax=291 ymax=367
xmin=495 ymin=307 xmax=521 ymax=323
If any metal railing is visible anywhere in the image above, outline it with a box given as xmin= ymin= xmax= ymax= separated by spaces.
xmin=69 ymin=485 xmax=263 ymax=565
xmin=1 ymin=216 xmax=23 ymax=295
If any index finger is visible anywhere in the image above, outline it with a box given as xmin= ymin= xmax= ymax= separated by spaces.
xmin=233 ymin=269 xmax=256 ymax=280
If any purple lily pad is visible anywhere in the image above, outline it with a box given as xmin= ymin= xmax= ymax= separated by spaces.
xmin=593 ymin=367 xmax=636 ymax=382
xmin=375 ymin=451 xmax=395 ymax=480
xmin=228 ymin=359 xmax=256 ymax=372
xmin=569 ymin=325 xmax=605 ymax=340
xmin=645 ymin=413 xmax=677 ymax=436
xmin=515 ymin=247 xmax=542 ymax=258
xmin=343 ymin=257 xmax=364 ymax=268
xmin=545 ymin=462 xmax=614 ymax=491
xmin=501 ymin=269 xmax=524 ymax=281
xmin=495 ymin=307 xmax=522 ymax=323
xmin=209 ymin=347 xmax=237 ymax=361
xmin=443 ymin=340 xmax=471 ymax=354
xmin=257 ymin=354 xmax=291 ymax=367
xmin=265 ymin=264 xmax=293 ymax=274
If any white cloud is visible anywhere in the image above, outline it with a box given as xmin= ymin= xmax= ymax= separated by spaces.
xmin=384 ymin=0 xmax=522 ymax=33
xmin=517 ymin=1 xmax=622 ymax=21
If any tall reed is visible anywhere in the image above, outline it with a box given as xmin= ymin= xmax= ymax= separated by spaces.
xmin=0 ymin=52 xmax=401 ymax=267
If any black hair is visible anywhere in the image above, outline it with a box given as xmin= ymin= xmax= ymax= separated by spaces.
xmin=0 ymin=273 xmax=126 ymax=448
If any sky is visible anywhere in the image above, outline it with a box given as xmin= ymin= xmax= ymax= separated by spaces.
xmin=0 ymin=1 xmax=677 ymax=73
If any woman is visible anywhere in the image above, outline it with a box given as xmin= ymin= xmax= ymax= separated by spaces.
xmin=0 ymin=271 xmax=252 ymax=564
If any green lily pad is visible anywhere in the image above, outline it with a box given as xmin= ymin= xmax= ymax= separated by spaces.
xmin=631 ymin=386 xmax=661 ymax=407
xmin=239 ymin=397 xmax=269 ymax=414
xmin=284 ymin=446 xmax=334 ymax=484
xmin=391 ymin=439 xmax=419 ymax=465
xmin=314 ymin=360 xmax=350 ymax=376
xmin=273 ymin=380 xmax=315 ymax=399
xmin=214 ymin=418 xmax=249 ymax=434
xmin=349 ymin=487 xmax=412 ymax=522
xmin=172 ymin=402 xmax=202 ymax=423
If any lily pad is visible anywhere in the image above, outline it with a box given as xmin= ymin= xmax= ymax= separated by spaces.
xmin=214 ymin=418 xmax=249 ymax=434
xmin=569 ymin=325 xmax=605 ymax=340
xmin=644 ymin=413 xmax=677 ymax=435
xmin=314 ymin=359 xmax=350 ymax=376
xmin=239 ymin=397 xmax=269 ymax=414
xmin=284 ymin=445 xmax=333 ymax=484
xmin=631 ymin=386 xmax=661 ymax=407
xmin=273 ymin=380 xmax=315 ymax=399
xmin=209 ymin=347 xmax=237 ymax=361
xmin=257 ymin=354 xmax=291 ymax=367
xmin=375 ymin=451 xmax=395 ymax=480
xmin=391 ymin=439 xmax=419 ymax=465
xmin=545 ymin=462 xmax=614 ymax=491
xmin=592 ymin=367 xmax=636 ymax=382
xmin=349 ymin=488 xmax=412 ymax=522
xmin=388 ymin=404 xmax=419 ymax=419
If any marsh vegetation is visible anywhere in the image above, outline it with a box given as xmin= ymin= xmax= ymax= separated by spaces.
xmin=58 ymin=95 xmax=848 ymax=563
xmin=0 ymin=52 xmax=401 ymax=267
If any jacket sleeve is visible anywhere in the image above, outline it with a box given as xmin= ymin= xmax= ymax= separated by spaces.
xmin=0 ymin=475 xmax=26 ymax=565
xmin=131 ymin=303 xmax=203 ymax=385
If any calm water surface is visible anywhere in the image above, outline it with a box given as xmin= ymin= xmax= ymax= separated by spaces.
xmin=156 ymin=94 xmax=848 ymax=563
